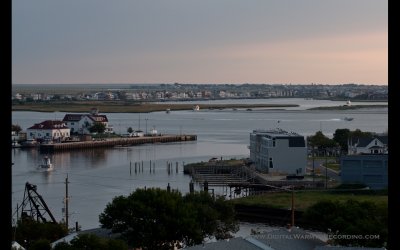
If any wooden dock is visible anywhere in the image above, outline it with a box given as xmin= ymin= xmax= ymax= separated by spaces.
xmin=184 ymin=163 xmax=257 ymax=187
xmin=39 ymin=134 xmax=196 ymax=152
xmin=185 ymin=163 xmax=326 ymax=198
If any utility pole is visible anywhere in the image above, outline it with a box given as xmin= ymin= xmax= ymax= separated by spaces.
xmin=65 ymin=175 xmax=69 ymax=229
xmin=138 ymin=113 xmax=141 ymax=130
xmin=145 ymin=118 xmax=148 ymax=135
xmin=325 ymin=149 xmax=328 ymax=189
xmin=270 ymin=184 xmax=295 ymax=229
xmin=312 ymin=146 xmax=315 ymax=184
xmin=291 ymin=186 xmax=295 ymax=228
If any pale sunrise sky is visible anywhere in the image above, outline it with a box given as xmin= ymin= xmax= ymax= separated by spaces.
xmin=12 ymin=0 xmax=388 ymax=85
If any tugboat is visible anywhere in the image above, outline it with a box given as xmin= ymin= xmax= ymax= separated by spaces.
xmin=38 ymin=156 xmax=53 ymax=171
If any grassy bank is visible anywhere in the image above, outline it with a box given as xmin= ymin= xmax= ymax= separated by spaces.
xmin=229 ymin=190 xmax=387 ymax=211
xmin=12 ymin=101 xmax=299 ymax=113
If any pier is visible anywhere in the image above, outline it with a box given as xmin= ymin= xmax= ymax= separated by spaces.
xmin=184 ymin=160 xmax=326 ymax=198
xmin=39 ymin=134 xmax=196 ymax=152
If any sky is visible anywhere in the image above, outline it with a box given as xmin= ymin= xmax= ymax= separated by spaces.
xmin=12 ymin=0 xmax=388 ymax=85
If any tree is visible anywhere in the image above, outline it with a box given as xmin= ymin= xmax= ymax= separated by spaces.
xmin=89 ymin=122 xmax=106 ymax=134
xmin=333 ymin=128 xmax=351 ymax=153
xmin=303 ymin=199 xmax=387 ymax=247
xmin=183 ymin=192 xmax=239 ymax=242
xmin=99 ymin=188 xmax=238 ymax=249
xmin=29 ymin=239 xmax=52 ymax=250
xmin=12 ymin=218 xmax=68 ymax=249
xmin=127 ymin=127 xmax=133 ymax=134
xmin=12 ymin=124 xmax=22 ymax=134
xmin=350 ymin=129 xmax=373 ymax=139
xmin=307 ymin=131 xmax=337 ymax=155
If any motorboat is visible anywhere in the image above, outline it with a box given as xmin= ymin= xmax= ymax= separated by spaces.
xmin=343 ymin=117 xmax=354 ymax=121
xmin=38 ymin=156 xmax=53 ymax=171
xmin=193 ymin=105 xmax=200 ymax=111
xmin=166 ymin=108 xmax=171 ymax=114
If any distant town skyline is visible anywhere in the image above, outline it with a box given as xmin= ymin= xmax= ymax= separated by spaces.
xmin=12 ymin=0 xmax=387 ymax=85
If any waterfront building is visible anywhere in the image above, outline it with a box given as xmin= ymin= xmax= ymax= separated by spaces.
xmin=347 ymin=135 xmax=388 ymax=155
xmin=340 ymin=154 xmax=388 ymax=190
xmin=249 ymin=129 xmax=307 ymax=175
xmin=26 ymin=120 xmax=70 ymax=142
xmin=62 ymin=108 xmax=113 ymax=134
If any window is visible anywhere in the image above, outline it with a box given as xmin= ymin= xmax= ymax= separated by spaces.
xmin=269 ymin=158 xmax=273 ymax=168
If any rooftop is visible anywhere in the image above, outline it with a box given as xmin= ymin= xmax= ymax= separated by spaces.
xmin=27 ymin=120 xmax=69 ymax=130
xmin=252 ymin=129 xmax=302 ymax=138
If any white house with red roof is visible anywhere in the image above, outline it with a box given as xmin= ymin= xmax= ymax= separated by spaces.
xmin=27 ymin=120 xmax=70 ymax=141
xmin=62 ymin=108 xmax=113 ymax=135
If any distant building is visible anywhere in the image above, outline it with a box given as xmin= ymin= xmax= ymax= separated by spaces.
xmin=62 ymin=108 xmax=113 ymax=134
xmin=348 ymin=135 xmax=388 ymax=155
xmin=27 ymin=120 xmax=70 ymax=142
xmin=133 ymin=130 xmax=144 ymax=137
xmin=150 ymin=127 xmax=158 ymax=136
xmin=249 ymin=129 xmax=307 ymax=175
xmin=340 ymin=154 xmax=388 ymax=190
xmin=13 ymin=93 xmax=23 ymax=100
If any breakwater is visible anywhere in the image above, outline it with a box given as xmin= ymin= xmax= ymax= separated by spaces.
xmin=39 ymin=134 xmax=196 ymax=152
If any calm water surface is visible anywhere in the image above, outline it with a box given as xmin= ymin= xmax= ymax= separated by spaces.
xmin=11 ymin=99 xmax=387 ymax=230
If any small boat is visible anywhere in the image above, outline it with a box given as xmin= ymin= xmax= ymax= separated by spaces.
xmin=38 ymin=156 xmax=53 ymax=171
xmin=166 ymin=108 xmax=171 ymax=114
xmin=343 ymin=117 xmax=354 ymax=121
xmin=12 ymin=141 xmax=22 ymax=148
xmin=345 ymin=100 xmax=352 ymax=106
xmin=193 ymin=105 xmax=200 ymax=111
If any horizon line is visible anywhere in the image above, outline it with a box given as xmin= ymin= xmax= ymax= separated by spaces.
xmin=12 ymin=82 xmax=388 ymax=86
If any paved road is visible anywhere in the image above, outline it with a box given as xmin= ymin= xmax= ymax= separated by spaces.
xmin=307 ymin=158 xmax=341 ymax=182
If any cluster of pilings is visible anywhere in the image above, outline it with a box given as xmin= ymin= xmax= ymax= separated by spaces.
xmin=128 ymin=160 xmax=185 ymax=176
